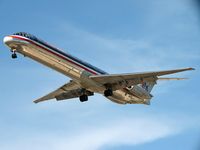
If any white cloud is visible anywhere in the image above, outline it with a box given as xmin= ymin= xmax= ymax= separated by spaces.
xmin=0 ymin=117 xmax=188 ymax=150
xmin=56 ymin=22 xmax=198 ymax=74
xmin=59 ymin=118 xmax=175 ymax=150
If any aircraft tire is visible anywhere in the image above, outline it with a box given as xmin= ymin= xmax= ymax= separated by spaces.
xmin=104 ymin=89 xmax=113 ymax=97
xmin=79 ymin=95 xmax=88 ymax=102
xmin=11 ymin=53 xmax=17 ymax=59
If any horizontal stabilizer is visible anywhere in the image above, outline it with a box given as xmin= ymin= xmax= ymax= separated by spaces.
xmin=158 ymin=77 xmax=188 ymax=80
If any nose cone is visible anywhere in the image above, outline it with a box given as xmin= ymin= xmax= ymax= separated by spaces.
xmin=3 ymin=36 xmax=13 ymax=45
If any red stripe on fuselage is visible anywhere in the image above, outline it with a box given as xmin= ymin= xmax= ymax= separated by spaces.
xmin=10 ymin=35 xmax=98 ymax=75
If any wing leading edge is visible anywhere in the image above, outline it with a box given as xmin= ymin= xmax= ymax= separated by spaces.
xmin=89 ymin=67 xmax=194 ymax=87
xmin=34 ymin=80 xmax=81 ymax=103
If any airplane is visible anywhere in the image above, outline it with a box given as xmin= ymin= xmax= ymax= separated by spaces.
xmin=3 ymin=32 xmax=194 ymax=105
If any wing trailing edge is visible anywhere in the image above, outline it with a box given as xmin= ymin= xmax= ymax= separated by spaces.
xmin=89 ymin=67 xmax=194 ymax=90
xmin=33 ymin=80 xmax=80 ymax=103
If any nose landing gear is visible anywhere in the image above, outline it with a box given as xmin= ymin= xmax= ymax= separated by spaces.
xmin=11 ymin=50 xmax=17 ymax=59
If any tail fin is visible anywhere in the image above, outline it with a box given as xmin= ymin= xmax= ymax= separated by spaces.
xmin=140 ymin=77 xmax=188 ymax=93
xmin=140 ymin=80 xmax=156 ymax=94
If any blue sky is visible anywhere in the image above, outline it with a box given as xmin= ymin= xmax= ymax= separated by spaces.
xmin=0 ymin=0 xmax=200 ymax=150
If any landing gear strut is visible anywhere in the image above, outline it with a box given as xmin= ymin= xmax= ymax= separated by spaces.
xmin=79 ymin=94 xmax=88 ymax=102
xmin=104 ymin=88 xmax=113 ymax=97
xmin=11 ymin=50 xmax=17 ymax=59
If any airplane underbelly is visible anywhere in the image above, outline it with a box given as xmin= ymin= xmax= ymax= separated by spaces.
xmin=18 ymin=44 xmax=83 ymax=80
xmin=108 ymin=90 xmax=145 ymax=104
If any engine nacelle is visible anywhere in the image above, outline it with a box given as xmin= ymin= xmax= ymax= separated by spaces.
xmin=127 ymin=85 xmax=152 ymax=99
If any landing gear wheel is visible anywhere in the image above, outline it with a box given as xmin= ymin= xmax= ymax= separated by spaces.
xmin=79 ymin=95 xmax=88 ymax=102
xmin=104 ymin=89 xmax=113 ymax=97
xmin=11 ymin=53 xmax=17 ymax=59
xmin=11 ymin=49 xmax=17 ymax=59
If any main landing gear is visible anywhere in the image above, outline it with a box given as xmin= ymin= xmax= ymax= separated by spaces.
xmin=79 ymin=94 xmax=88 ymax=102
xmin=79 ymin=89 xmax=93 ymax=102
xmin=11 ymin=50 xmax=17 ymax=59
xmin=104 ymin=88 xmax=113 ymax=97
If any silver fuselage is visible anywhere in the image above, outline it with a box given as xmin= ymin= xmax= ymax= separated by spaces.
xmin=4 ymin=35 xmax=151 ymax=104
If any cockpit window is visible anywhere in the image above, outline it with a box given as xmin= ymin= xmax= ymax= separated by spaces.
xmin=13 ymin=32 xmax=38 ymax=41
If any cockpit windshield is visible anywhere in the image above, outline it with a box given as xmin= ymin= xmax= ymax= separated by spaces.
xmin=13 ymin=32 xmax=37 ymax=40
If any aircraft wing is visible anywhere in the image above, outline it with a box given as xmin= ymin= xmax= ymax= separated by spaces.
xmin=33 ymin=80 xmax=81 ymax=103
xmin=89 ymin=67 xmax=194 ymax=88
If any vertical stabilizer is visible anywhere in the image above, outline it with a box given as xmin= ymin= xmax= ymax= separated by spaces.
xmin=140 ymin=80 xmax=156 ymax=93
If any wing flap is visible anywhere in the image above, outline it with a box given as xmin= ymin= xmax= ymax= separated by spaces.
xmin=158 ymin=77 xmax=188 ymax=80
xmin=90 ymin=67 xmax=194 ymax=86
xmin=34 ymin=80 xmax=80 ymax=103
